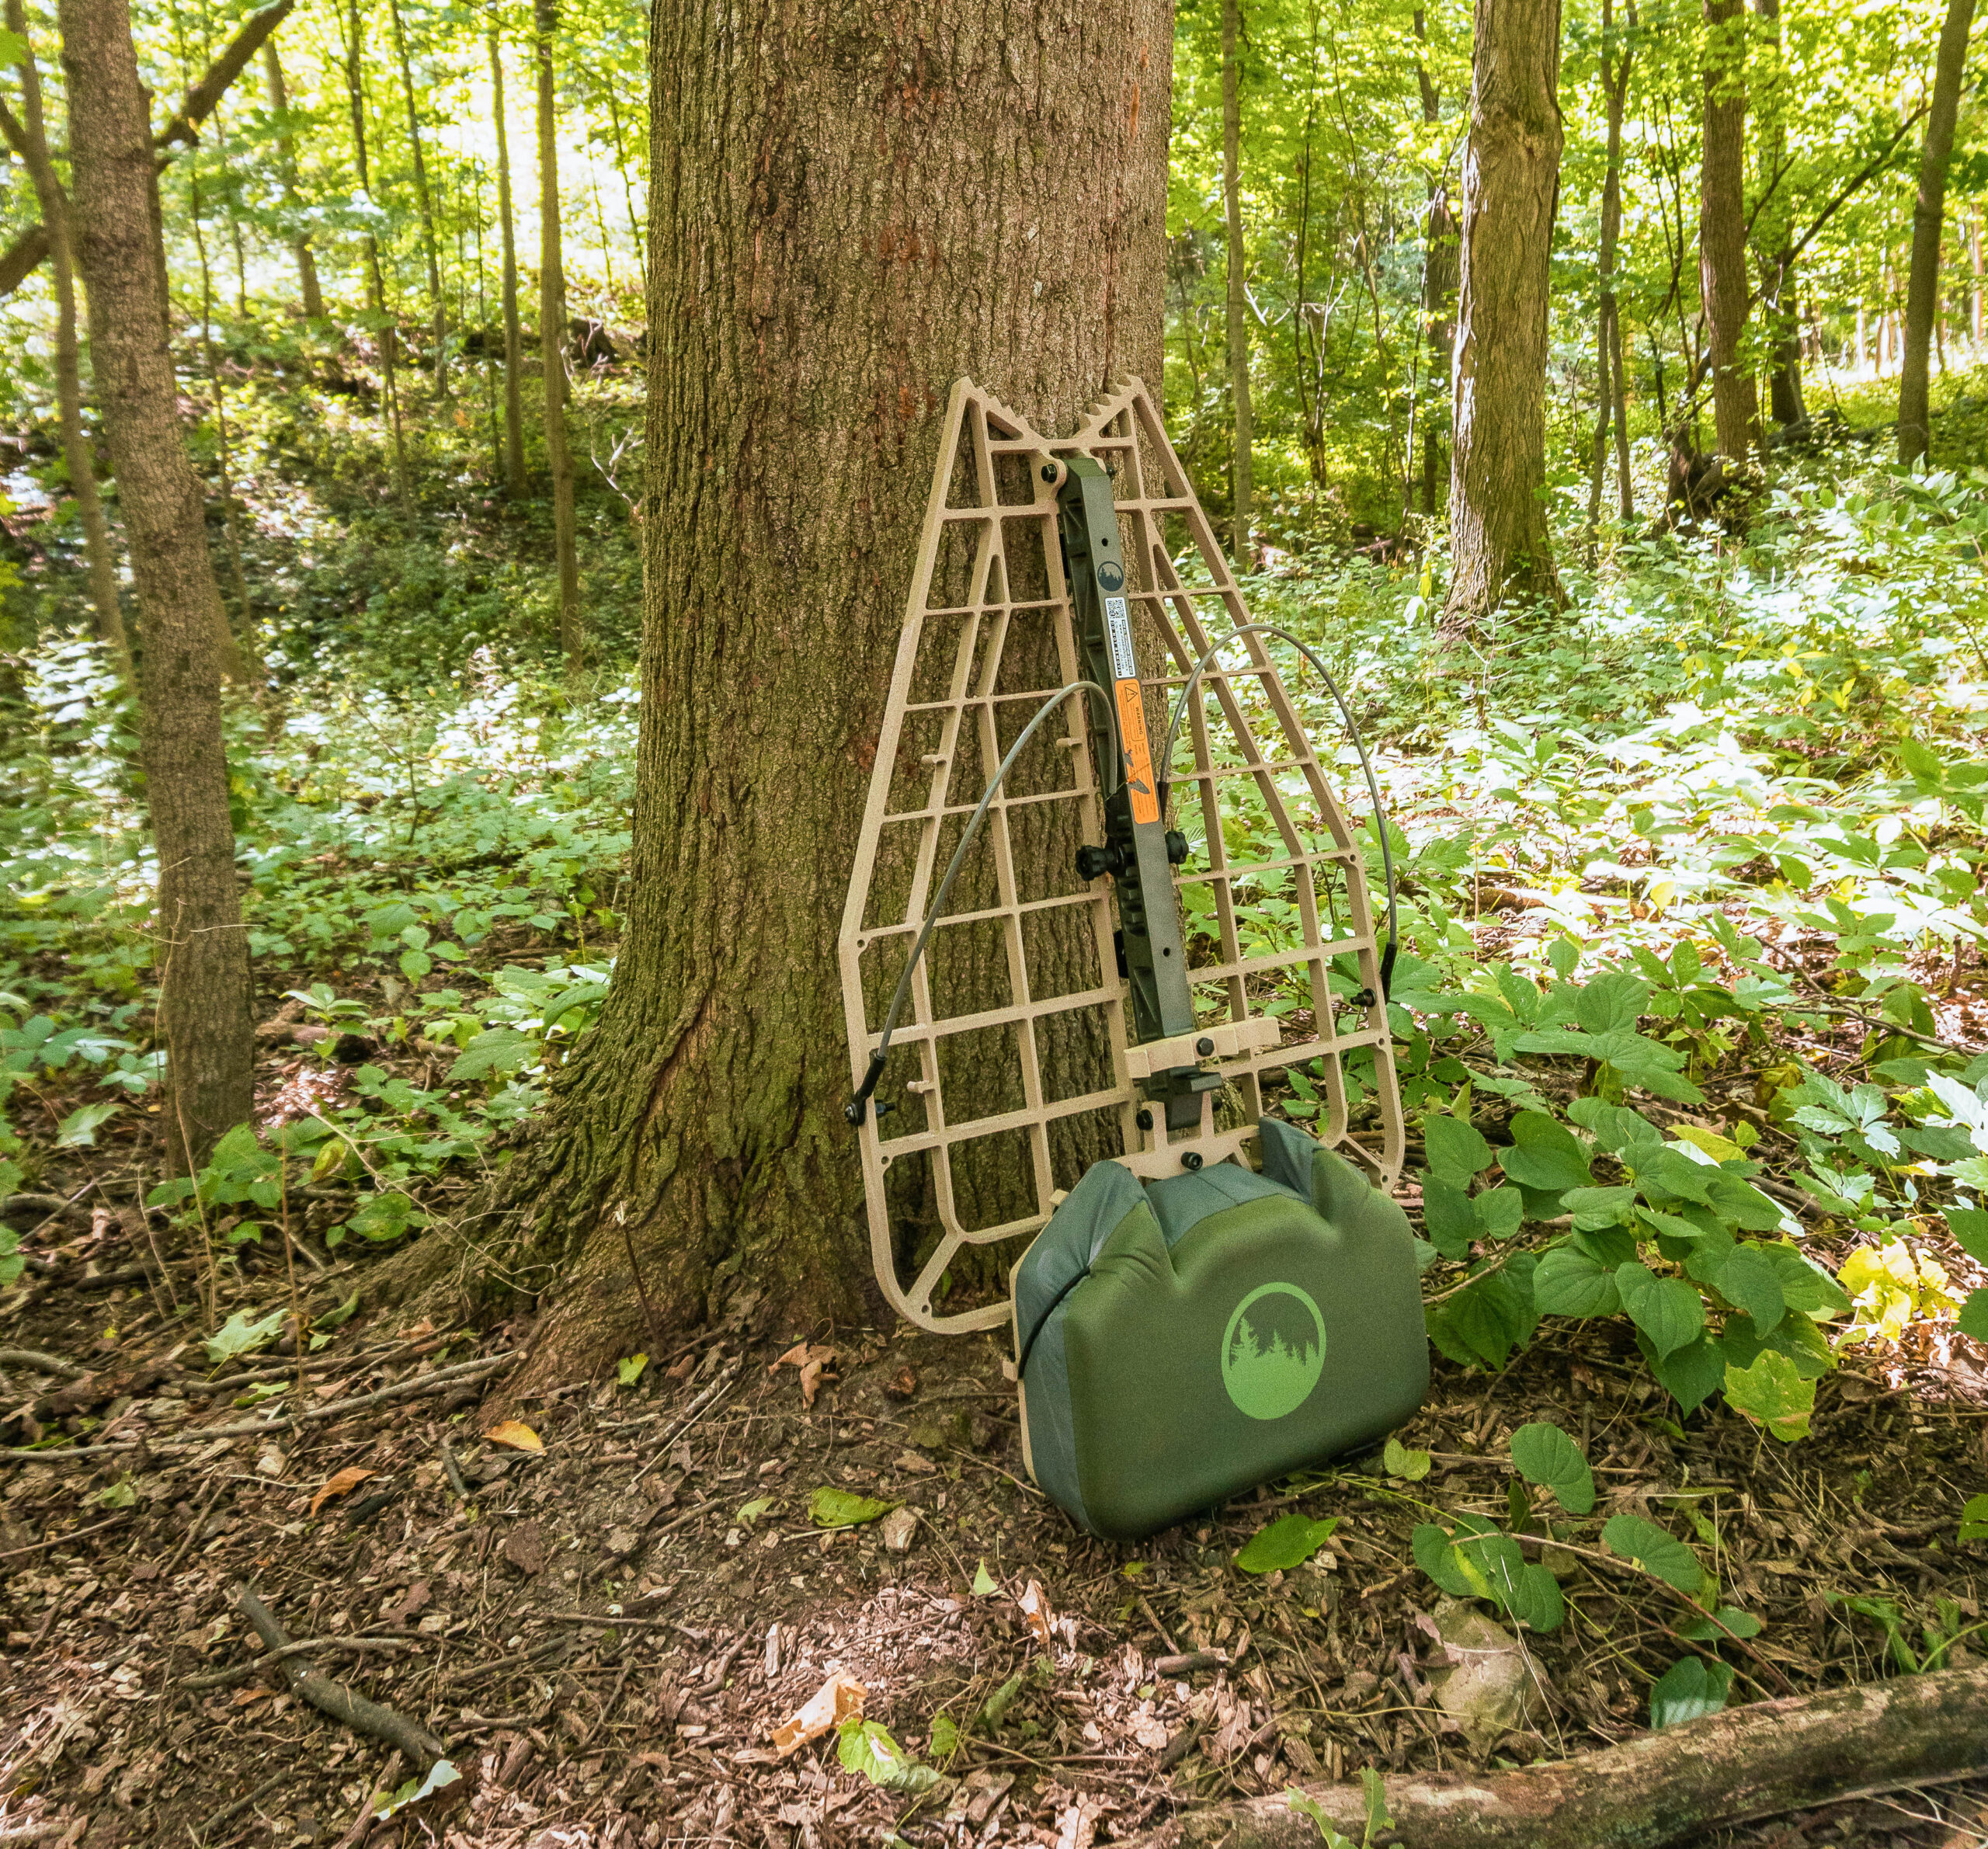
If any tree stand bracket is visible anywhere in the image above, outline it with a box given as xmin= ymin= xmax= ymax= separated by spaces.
xmin=836 ymin=377 xmax=1426 ymax=1537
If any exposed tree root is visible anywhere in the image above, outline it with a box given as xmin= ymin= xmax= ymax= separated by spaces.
xmin=1141 ymin=1664 xmax=1988 ymax=1849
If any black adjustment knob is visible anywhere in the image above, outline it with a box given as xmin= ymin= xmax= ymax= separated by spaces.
xmin=1165 ymin=830 xmax=1190 ymax=866
xmin=1195 ymin=1036 xmax=1215 ymax=1057
xmin=1182 ymin=1150 xmax=1204 ymax=1171
xmin=1076 ymin=843 xmax=1125 ymax=881
xmin=1135 ymin=1108 xmax=1154 ymax=1131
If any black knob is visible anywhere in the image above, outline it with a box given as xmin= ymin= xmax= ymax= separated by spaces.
xmin=1195 ymin=1036 xmax=1215 ymax=1057
xmin=1165 ymin=830 xmax=1190 ymax=866
xmin=1076 ymin=843 xmax=1122 ymax=881
xmin=1182 ymin=1150 xmax=1204 ymax=1171
xmin=1135 ymin=1108 xmax=1154 ymax=1131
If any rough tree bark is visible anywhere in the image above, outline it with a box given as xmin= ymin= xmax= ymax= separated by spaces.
xmin=59 ymin=0 xmax=254 ymax=1167
xmin=1222 ymin=0 xmax=1253 ymax=563
xmin=260 ymin=42 xmax=323 ymax=319
xmin=2 ymin=0 xmax=130 ymax=673
xmin=384 ymin=0 xmax=1173 ymax=1383
xmin=534 ymin=0 xmax=581 ymax=674
xmin=1899 ymin=0 xmax=1978 ymax=464
xmin=488 ymin=20 xmax=527 ymax=498
xmin=1444 ymin=0 xmax=1566 ymax=626
xmin=1135 ymin=1661 xmax=1988 ymax=1849
xmin=1700 ymin=0 xmax=1757 ymax=460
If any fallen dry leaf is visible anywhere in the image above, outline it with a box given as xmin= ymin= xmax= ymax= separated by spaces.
xmin=772 ymin=1670 xmax=867 ymax=1757
xmin=501 ymin=1520 xmax=550 ymax=1576
xmin=1017 ymin=1580 xmax=1054 ymax=1649
xmin=770 ymin=1342 xmax=838 ymax=1408
xmin=483 ymin=1419 xmax=543 ymax=1454
xmin=309 ymin=1465 xmax=376 ymax=1517
xmin=884 ymin=1365 xmax=918 ymax=1402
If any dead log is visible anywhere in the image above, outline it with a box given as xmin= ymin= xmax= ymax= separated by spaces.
xmin=1142 ymin=1663 xmax=1988 ymax=1849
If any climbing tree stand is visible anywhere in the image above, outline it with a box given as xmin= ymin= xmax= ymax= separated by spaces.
xmin=839 ymin=375 xmax=1403 ymax=1333
xmin=1134 ymin=1661 xmax=1988 ymax=1849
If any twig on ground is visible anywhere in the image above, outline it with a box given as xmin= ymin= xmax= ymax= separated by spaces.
xmin=235 ymin=1587 xmax=446 ymax=1768
xmin=0 ymin=1512 xmax=128 ymax=1562
xmin=197 ymin=1771 xmax=288 ymax=1842
xmin=0 ymin=1347 xmax=86 ymax=1379
xmin=329 ymin=1750 xmax=401 ymax=1849
xmin=180 ymin=1634 xmax=421 ymax=1691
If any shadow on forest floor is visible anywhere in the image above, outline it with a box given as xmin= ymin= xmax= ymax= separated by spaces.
xmin=1 ymin=1251 xmax=1984 ymax=1849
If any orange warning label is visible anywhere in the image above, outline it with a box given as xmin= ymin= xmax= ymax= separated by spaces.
xmin=1114 ymin=679 xmax=1160 ymax=825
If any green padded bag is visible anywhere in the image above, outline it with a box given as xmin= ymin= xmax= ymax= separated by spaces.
xmin=1013 ymin=1118 xmax=1428 ymax=1541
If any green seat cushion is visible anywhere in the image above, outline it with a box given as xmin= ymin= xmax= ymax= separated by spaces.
xmin=1016 ymin=1119 xmax=1428 ymax=1540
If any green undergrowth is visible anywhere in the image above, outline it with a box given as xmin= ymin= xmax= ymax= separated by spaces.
xmin=2 ymin=428 xmax=1985 ymax=1447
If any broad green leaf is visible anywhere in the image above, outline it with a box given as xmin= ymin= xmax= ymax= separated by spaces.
xmin=1945 ymin=1208 xmax=1988 ymax=1267
xmin=1382 ymin=1435 xmax=1431 ymax=1481
xmin=1562 ymin=1183 xmax=1637 ymax=1225
xmin=1645 ymin=1331 xmax=1727 ymax=1415
xmin=203 ymin=1306 xmax=287 ymax=1367
xmin=1423 ymin=1113 xmax=1494 ymax=1187
xmin=1473 ymin=1184 xmax=1524 ymax=1239
xmin=1533 ymin=1245 xmax=1621 ymax=1319
xmin=930 ymin=1715 xmax=961 ymax=1760
xmin=1496 ymin=1114 xmax=1593 ymax=1194
xmin=1360 ymin=1767 xmax=1393 ymax=1846
xmin=1959 ymin=1287 xmax=1988 ymax=1345
xmin=1649 ymin=1656 xmax=1732 ymax=1729
xmin=1284 ymin=1791 xmax=1354 ymax=1849
xmin=1509 ymin=1420 xmax=1595 ymax=1514
xmin=1715 ymin=1246 xmax=1785 ymax=1334
xmin=1959 ymin=1494 xmax=1988 ymax=1543
xmin=1675 ymin=1606 xmax=1764 ymax=1640
xmin=1615 ymin=1262 xmax=1706 ymax=1357
xmin=1420 ymin=1174 xmax=1479 ymax=1260
xmin=1755 ymin=1243 xmax=1851 ymax=1317
xmin=837 ymin=1717 xmax=938 ymax=1794
xmin=1723 ymin=1350 xmax=1816 ymax=1443
xmin=736 ymin=1496 xmax=774 ymax=1526
xmin=93 ymin=1477 xmax=137 ymax=1508
xmin=1602 ymin=1514 xmax=1703 ymax=1594
xmin=1411 ymin=1523 xmax=1477 ymax=1599
xmin=1573 ymin=971 xmax=1651 ymax=1035
xmin=808 ymin=1486 xmax=900 ymax=1528
xmin=1236 ymin=1513 xmax=1342 ymax=1574
xmin=56 ymin=1101 xmax=120 ymax=1147
xmin=971 ymin=1559 xmax=999 ymax=1596
xmin=447 ymin=1027 xmax=536 ymax=1082
xmin=617 ymin=1353 xmax=648 ymax=1386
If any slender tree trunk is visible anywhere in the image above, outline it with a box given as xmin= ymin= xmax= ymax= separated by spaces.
xmin=1700 ymin=0 xmax=1757 ymax=460
xmin=1971 ymin=215 xmax=1983 ymax=346
xmin=380 ymin=0 xmax=1173 ymax=1382
xmin=488 ymin=19 xmax=527 ymax=498
xmin=260 ymin=42 xmax=321 ymax=318
xmin=1444 ymin=0 xmax=1566 ymax=627
xmin=1752 ymin=0 xmax=1805 ymax=428
xmin=387 ymin=0 xmax=447 ymax=393
xmin=5 ymin=0 xmax=130 ymax=672
xmin=1587 ymin=0 xmax=1631 ymax=551
xmin=339 ymin=0 xmax=414 ymax=516
xmin=1221 ymin=0 xmax=1253 ymax=565
xmin=535 ymin=0 xmax=581 ymax=673
xmin=602 ymin=83 xmax=645 ymax=296
xmin=58 ymin=0 xmax=254 ymax=1168
xmin=1610 ymin=262 xmax=1632 ymax=517
xmin=1899 ymin=0 xmax=1977 ymax=463
xmin=1413 ymin=9 xmax=1458 ymax=521
xmin=189 ymin=175 xmax=260 ymax=679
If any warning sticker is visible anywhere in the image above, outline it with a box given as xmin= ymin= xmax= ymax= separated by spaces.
xmin=1114 ymin=680 xmax=1160 ymax=825
xmin=1104 ymin=597 xmax=1136 ymax=682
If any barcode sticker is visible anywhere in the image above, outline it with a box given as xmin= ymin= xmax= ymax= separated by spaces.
xmin=1104 ymin=597 xmax=1135 ymax=681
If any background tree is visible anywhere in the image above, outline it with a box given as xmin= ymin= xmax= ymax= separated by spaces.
xmin=57 ymin=0 xmax=252 ymax=1166
xmin=488 ymin=15 xmax=527 ymax=499
xmin=259 ymin=40 xmax=322 ymax=318
xmin=1899 ymin=0 xmax=1979 ymax=462
xmin=1223 ymin=0 xmax=1255 ymax=562
xmin=1444 ymin=0 xmax=1566 ymax=624
xmin=1699 ymin=0 xmax=1758 ymax=460
xmin=535 ymin=0 xmax=579 ymax=674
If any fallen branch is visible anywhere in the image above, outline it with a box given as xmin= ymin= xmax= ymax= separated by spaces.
xmin=1138 ymin=1663 xmax=1988 ymax=1849
xmin=0 ymin=1512 xmax=128 ymax=1562
xmin=2 ymin=1352 xmax=516 ymax=1462
xmin=235 ymin=1587 xmax=445 ymax=1769
xmin=0 ymin=1347 xmax=86 ymax=1379
xmin=182 ymin=1633 xmax=420 ymax=1691
xmin=0 ymin=1187 xmax=93 ymax=1229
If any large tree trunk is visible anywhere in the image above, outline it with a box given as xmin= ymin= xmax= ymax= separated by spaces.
xmin=1699 ymin=0 xmax=1757 ymax=461
xmin=1443 ymin=0 xmax=1565 ymax=626
xmin=488 ymin=23 xmax=527 ymax=499
xmin=1222 ymin=0 xmax=1253 ymax=565
xmin=534 ymin=0 xmax=580 ymax=676
xmin=259 ymin=42 xmax=322 ymax=319
xmin=4 ymin=0 xmax=130 ymax=673
xmin=386 ymin=0 xmax=1173 ymax=1383
xmin=59 ymin=0 xmax=254 ymax=1168
xmin=1899 ymin=0 xmax=1977 ymax=464
xmin=1136 ymin=1661 xmax=1988 ymax=1849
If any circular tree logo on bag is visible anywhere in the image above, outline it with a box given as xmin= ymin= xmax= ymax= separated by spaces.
xmin=1220 ymin=1282 xmax=1326 ymax=1420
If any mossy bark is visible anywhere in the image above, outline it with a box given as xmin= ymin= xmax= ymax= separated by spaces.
xmin=397 ymin=0 xmax=1174 ymax=1385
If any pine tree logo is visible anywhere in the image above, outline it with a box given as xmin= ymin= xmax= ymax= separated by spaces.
xmin=1220 ymin=1283 xmax=1326 ymax=1421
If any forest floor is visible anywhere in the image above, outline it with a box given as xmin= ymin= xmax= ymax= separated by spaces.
xmin=0 ymin=1227 xmax=1983 ymax=1849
